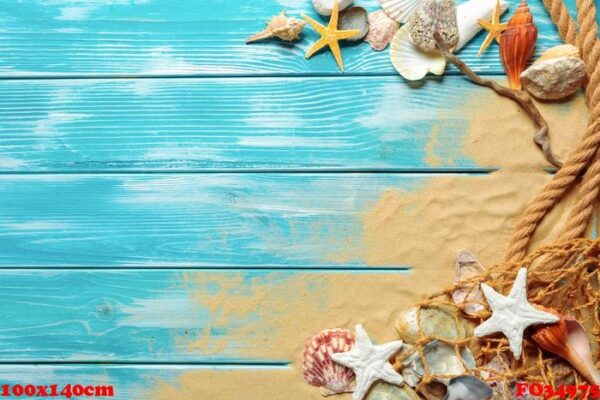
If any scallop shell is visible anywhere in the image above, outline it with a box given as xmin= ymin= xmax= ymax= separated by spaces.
xmin=444 ymin=375 xmax=493 ymax=400
xmin=390 ymin=24 xmax=446 ymax=81
xmin=339 ymin=7 xmax=370 ymax=41
xmin=409 ymin=0 xmax=458 ymax=52
xmin=455 ymin=0 xmax=509 ymax=51
xmin=312 ymin=0 xmax=353 ymax=16
xmin=302 ymin=328 xmax=356 ymax=395
xmin=535 ymin=44 xmax=580 ymax=64
xmin=365 ymin=10 xmax=399 ymax=51
xmin=452 ymin=249 xmax=487 ymax=316
xmin=366 ymin=382 xmax=421 ymax=400
xmin=394 ymin=304 xmax=472 ymax=344
xmin=380 ymin=0 xmax=424 ymax=24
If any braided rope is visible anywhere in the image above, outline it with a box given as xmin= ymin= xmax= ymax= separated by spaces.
xmin=505 ymin=0 xmax=600 ymax=263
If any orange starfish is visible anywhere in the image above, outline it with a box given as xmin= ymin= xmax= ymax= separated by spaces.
xmin=302 ymin=1 xmax=360 ymax=71
xmin=477 ymin=0 xmax=508 ymax=56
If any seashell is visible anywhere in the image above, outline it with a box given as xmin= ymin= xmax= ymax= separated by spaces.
xmin=246 ymin=11 xmax=307 ymax=43
xmin=312 ymin=0 xmax=353 ymax=16
xmin=531 ymin=313 xmax=600 ymax=384
xmin=390 ymin=24 xmax=446 ymax=81
xmin=338 ymin=7 xmax=370 ymax=41
xmin=365 ymin=10 xmax=399 ymax=51
xmin=302 ymin=328 xmax=356 ymax=396
xmin=521 ymin=56 xmax=586 ymax=100
xmin=380 ymin=0 xmax=424 ymax=24
xmin=534 ymin=44 xmax=580 ymax=64
xmin=455 ymin=0 xmax=509 ymax=51
xmin=366 ymin=382 xmax=421 ymax=400
xmin=452 ymin=249 xmax=487 ymax=316
xmin=402 ymin=341 xmax=475 ymax=386
xmin=443 ymin=375 xmax=493 ymax=400
xmin=395 ymin=304 xmax=472 ymax=344
xmin=409 ymin=0 xmax=459 ymax=53
xmin=499 ymin=0 xmax=538 ymax=89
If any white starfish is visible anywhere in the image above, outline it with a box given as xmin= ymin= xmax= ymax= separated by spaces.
xmin=330 ymin=324 xmax=404 ymax=400
xmin=474 ymin=268 xmax=559 ymax=359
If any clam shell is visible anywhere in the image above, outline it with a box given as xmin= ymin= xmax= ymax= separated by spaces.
xmin=380 ymin=0 xmax=424 ymax=24
xmin=409 ymin=0 xmax=458 ymax=52
xmin=401 ymin=341 xmax=475 ymax=387
xmin=365 ymin=10 xmax=399 ymax=51
xmin=302 ymin=328 xmax=356 ymax=395
xmin=390 ymin=24 xmax=446 ymax=81
xmin=394 ymin=305 xmax=472 ymax=344
xmin=521 ymin=56 xmax=586 ymax=100
xmin=366 ymin=382 xmax=421 ymax=400
xmin=452 ymin=249 xmax=487 ymax=316
xmin=535 ymin=44 xmax=580 ymax=64
xmin=312 ymin=0 xmax=353 ymax=16
xmin=339 ymin=7 xmax=370 ymax=41
xmin=444 ymin=375 xmax=493 ymax=400
xmin=454 ymin=0 xmax=509 ymax=51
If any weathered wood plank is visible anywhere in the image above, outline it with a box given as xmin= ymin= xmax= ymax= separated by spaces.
xmin=0 ymin=77 xmax=586 ymax=172
xmin=0 ymin=0 xmax=566 ymax=76
xmin=0 ymin=269 xmax=441 ymax=362
xmin=0 ymin=173 xmax=426 ymax=267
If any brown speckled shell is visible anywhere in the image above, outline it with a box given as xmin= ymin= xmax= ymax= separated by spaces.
xmin=499 ymin=0 xmax=537 ymax=89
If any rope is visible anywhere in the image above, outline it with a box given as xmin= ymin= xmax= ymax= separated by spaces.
xmin=505 ymin=0 xmax=600 ymax=263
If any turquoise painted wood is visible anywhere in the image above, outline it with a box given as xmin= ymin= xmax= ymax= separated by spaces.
xmin=0 ymin=76 xmax=490 ymax=172
xmin=0 ymin=0 xmax=565 ymax=77
xmin=0 ymin=365 xmax=290 ymax=399
xmin=0 ymin=269 xmax=407 ymax=362
xmin=0 ymin=173 xmax=435 ymax=267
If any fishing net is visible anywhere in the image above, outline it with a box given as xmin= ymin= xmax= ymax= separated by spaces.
xmin=393 ymin=239 xmax=600 ymax=399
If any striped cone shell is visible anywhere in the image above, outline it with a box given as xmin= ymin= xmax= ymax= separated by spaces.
xmin=302 ymin=328 xmax=356 ymax=394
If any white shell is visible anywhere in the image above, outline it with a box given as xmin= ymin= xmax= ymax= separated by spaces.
xmin=380 ymin=0 xmax=423 ymax=23
xmin=390 ymin=0 xmax=509 ymax=80
xmin=390 ymin=24 xmax=446 ymax=81
xmin=312 ymin=0 xmax=353 ymax=16
xmin=455 ymin=0 xmax=509 ymax=51
xmin=535 ymin=44 xmax=580 ymax=64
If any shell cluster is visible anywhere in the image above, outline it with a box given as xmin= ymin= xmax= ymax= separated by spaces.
xmin=302 ymin=329 xmax=356 ymax=396
xmin=521 ymin=44 xmax=587 ymax=100
xmin=390 ymin=0 xmax=509 ymax=80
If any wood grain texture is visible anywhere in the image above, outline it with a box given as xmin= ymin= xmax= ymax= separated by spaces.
xmin=0 ymin=76 xmax=483 ymax=172
xmin=2 ymin=76 xmax=586 ymax=173
xmin=0 ymin=0 xmax=565 ymax=77
xmin=0 ymin=269 xmax=421 ymax=362
xmin=0 ymin=173 xmax=431 ymax=267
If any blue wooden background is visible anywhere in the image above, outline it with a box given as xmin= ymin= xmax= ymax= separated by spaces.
xmin=0 ymin=0 xmax=595 ymax=398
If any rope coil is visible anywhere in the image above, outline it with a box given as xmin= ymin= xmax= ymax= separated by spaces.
xmin=506 ymin=0 xmax=600 ymax=263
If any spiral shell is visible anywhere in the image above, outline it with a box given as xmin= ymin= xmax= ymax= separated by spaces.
xmin=245 ymin=11 xmax=306 ymax=43
xmin=499 ymin=0 xmax=538 ymax=89
xmin=302 ymin=328 xmax=356 ymax=395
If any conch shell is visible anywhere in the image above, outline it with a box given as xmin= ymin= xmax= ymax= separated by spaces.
xmin=246 ymin=11 xmax=306 ymax=43
xmin=499 ymin=0 xmax=537 ymax=89
xmin=531 ymin=312 xmax=600 ymax=384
